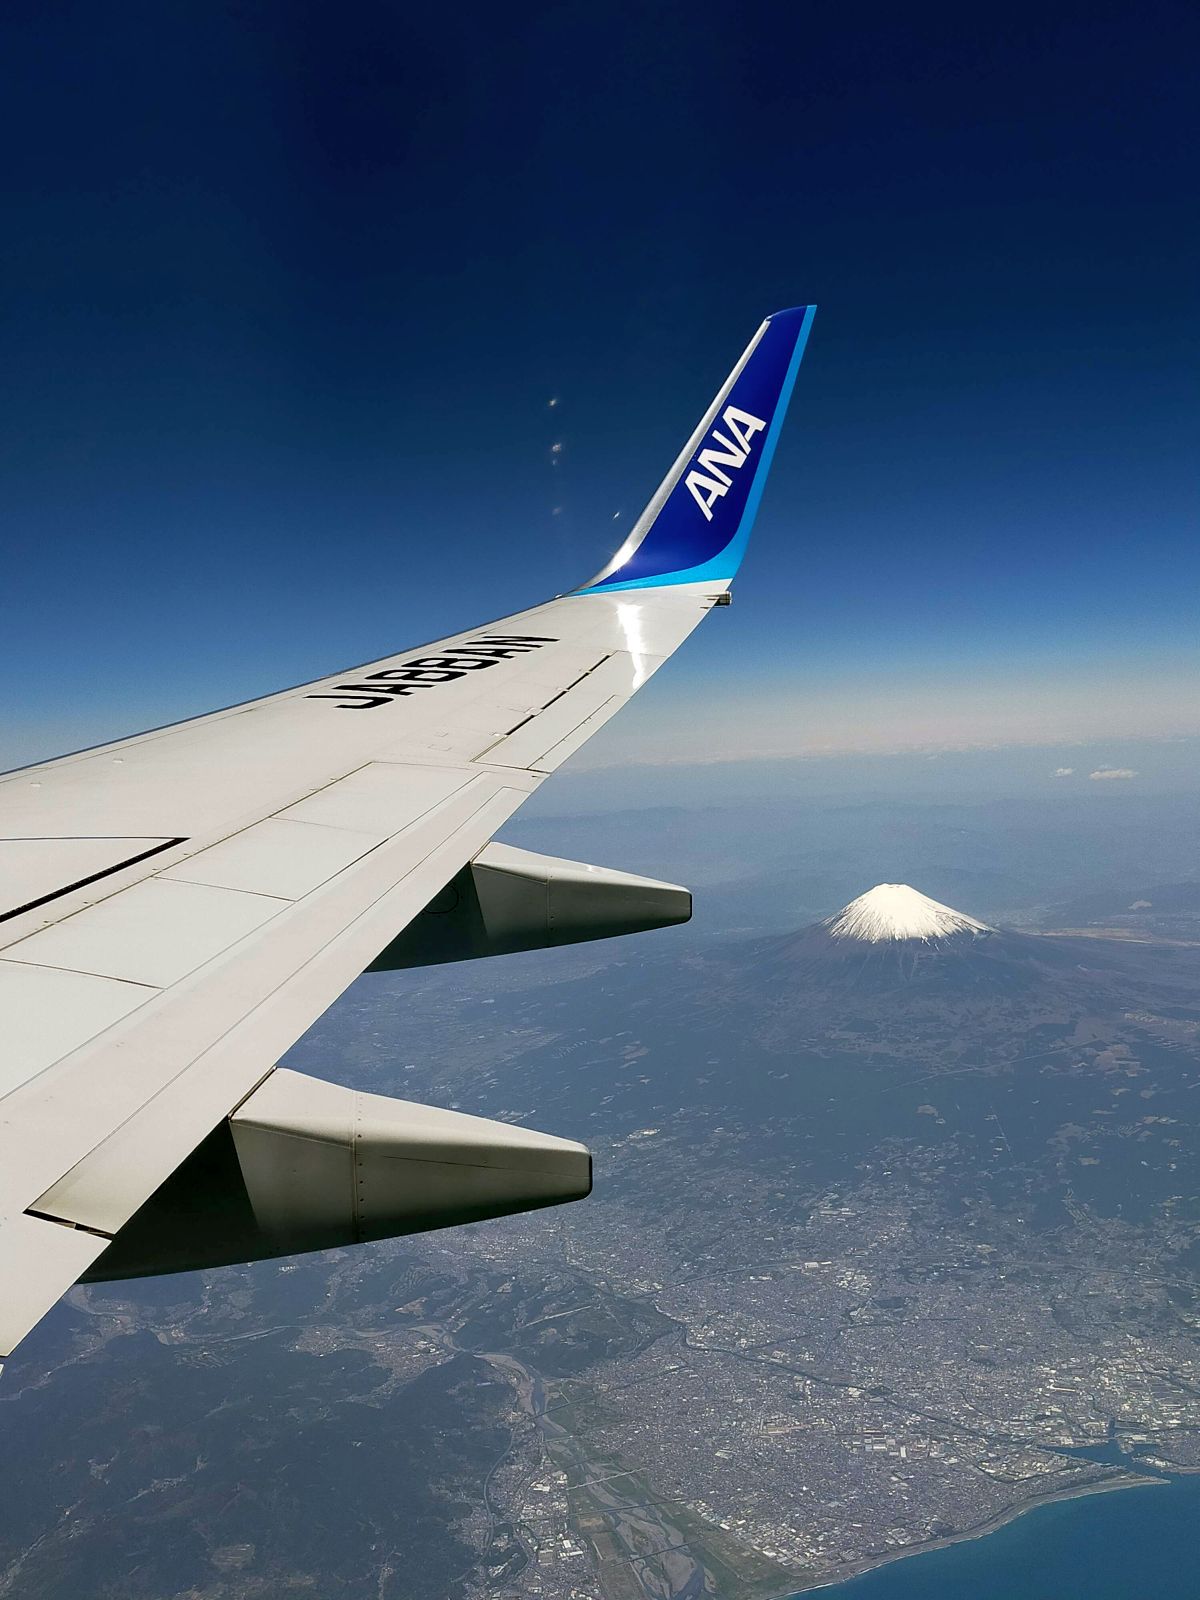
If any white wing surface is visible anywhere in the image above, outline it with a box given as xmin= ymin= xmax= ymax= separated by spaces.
xmin=0 ymin=305 xmax=816 ymax=1363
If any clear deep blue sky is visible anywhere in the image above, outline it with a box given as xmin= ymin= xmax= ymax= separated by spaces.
xmin=3 ymin=1 xmax=1197 ymax=769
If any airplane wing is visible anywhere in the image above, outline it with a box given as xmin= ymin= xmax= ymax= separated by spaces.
xmin=0 ymin=304 xmax=816 ymax=1365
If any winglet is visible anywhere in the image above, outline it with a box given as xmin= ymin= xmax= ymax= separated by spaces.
xmin=579 ymin=304 xmax=816 ymax=593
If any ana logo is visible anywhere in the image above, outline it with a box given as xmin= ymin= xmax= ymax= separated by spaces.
xmin=685 ymin=406 xmax=766 ymax=521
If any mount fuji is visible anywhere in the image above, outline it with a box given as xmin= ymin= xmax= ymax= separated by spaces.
xmin=765 ymin=882 xmax=1053 ymax=995
xmin=710 ymin=882 xmax=1200 ymax=1060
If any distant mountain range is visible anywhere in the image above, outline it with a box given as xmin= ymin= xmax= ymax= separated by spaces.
xmin=1042 ymin=880 xmax=1200 ymax=938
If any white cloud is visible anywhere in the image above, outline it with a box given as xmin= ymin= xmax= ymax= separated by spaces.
xmin=1089 ymin=767 xmax=1137 ymax=781
xmin=1053 ymin=767 xmax=1074 ymax=777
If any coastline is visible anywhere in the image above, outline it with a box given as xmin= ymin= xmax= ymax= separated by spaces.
xmin=777 ymin=1468 xmax=1164 ymax=1598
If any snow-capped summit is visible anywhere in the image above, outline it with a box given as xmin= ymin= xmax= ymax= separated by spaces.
xmin=824 ymin=884 xmax=992 ymax=945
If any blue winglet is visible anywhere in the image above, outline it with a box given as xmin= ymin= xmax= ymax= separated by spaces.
xmin=579 ymin=305 xmax=816 ymax=593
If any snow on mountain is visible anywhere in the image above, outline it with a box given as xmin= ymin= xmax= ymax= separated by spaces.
xmin=824 ymin=884 xmax=992 ymax=945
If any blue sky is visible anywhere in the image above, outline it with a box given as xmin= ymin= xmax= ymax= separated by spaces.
xmin=3 ymin=1 xmax=1197 ymax=770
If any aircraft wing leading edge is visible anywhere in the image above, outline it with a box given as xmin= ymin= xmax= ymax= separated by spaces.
xmin=0 ymin=305 xmax=816 ymax=1363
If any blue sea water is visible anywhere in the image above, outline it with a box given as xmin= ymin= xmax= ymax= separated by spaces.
xmin=810 ymin=1473 xmax=1200 ymax=1600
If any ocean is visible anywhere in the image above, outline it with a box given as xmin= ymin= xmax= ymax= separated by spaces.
xmin=808 ymin=1472 xmax=1200 ymax=1599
